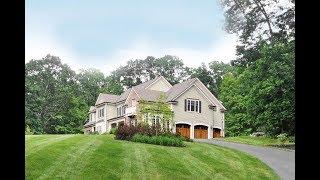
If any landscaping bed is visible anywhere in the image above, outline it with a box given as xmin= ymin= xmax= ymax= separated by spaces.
xmin=114 ymin=123 xmax=190 ymax=147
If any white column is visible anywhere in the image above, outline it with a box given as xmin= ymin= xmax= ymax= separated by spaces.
xmin=190 ymin=124 xmax=194 ymax=139
xmin=208 ymin=126 xmax=212 ymax=139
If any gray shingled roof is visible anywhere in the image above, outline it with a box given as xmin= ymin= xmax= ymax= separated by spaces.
xmin=94 ymin=76 xmax=203 ymax=105
xmin=116 ymin=88 xmax=132 ymax=102
xmin=132 ymin=76 xmax=160 ymax=91
xmin=95 ymin=93 xmax=120 ymax=105
xmin=135 ymin=89 xmax=165 ymax=101
xmin=165 ymin=78 xmax=197 ymax=101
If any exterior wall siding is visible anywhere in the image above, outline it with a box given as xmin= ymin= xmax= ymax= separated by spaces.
xmin=147 ymin=78 xmax=171 ymax=92
xmin=172 ymin=85 xmax=224 ymax=139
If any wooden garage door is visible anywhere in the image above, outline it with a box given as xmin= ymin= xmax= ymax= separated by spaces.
xmin=176 ymin=124 xmax=190 ymax=138
xmin=212 ymin=128 xmax=221 ymax=138
xmin=194 ymin=125 xmax=208 ymax=139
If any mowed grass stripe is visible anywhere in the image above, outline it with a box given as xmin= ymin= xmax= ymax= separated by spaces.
xmin=38 ymin=135 xmax=103 ymax=179
xmin=121 ymin=141 xmax=159 ymax=179
xmin=25 ymin=135 xmax=75 ymax=157
xmin=191 ymin=142 xmax=278 ymax=179
xmin=79 ymin=136 xmax=126 ymax=179
xmin=26 ymin=135 xmax=92 ymax=179
xmin=145 ymin=145 xmax=194 ymax=179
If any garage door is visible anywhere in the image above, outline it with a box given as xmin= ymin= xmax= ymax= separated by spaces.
xmin=194 ymin=125 xmax=208 ymax=139
xmin=212 ymin=128 xmax=221 ymax=138
xmin=176 ymin=124 xmax=190 ymax=138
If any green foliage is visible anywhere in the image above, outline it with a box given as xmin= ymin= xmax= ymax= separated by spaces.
xmin=109 ymin=128 xmax=117 ymax=134
xmin=25 ymin=55 xmax=123 ymax=134
xmin=110 ymin=55 xmax=188 ymax=88
xmin=188 ymin=62 xmax=234 ymax=97
xmin=25 ymin=125 xmax=33 ymax=135
xmin=131 ymin=134 xmax=185 ymax=147
xmin=220 ymin=0 xmax=295 ymax=66
xmin=220 ymin=41 xmax=295 ymax=137
xmin=276 ymin=133 xmax=288 ymax=143
xmin=137 ymin=93 xmax=174 ymax=135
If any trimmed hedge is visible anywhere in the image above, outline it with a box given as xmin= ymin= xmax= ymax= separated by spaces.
xmin=132 ymin=134 xmax=185 ymax=147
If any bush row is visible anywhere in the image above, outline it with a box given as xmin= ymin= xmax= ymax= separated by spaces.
xmin=114 ymin=123 xmax=188 ymax=147
xmin=132 ymin=134 xmax=185 ymax=147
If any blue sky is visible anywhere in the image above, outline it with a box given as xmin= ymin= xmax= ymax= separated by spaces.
xmin=26 ymin=0 xmax=237 ymax=74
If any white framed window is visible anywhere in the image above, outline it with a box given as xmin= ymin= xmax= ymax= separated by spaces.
xmin=186 ymin=99 xmax=201 ymax=113
xmin=98 ymin=108 xmax=104 ymax=118
xmin=117 ymin=105 xmax=127 ymax=117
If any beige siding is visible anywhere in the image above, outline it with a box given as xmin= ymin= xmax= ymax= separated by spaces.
xmin=194 ymin=80 xmax=225 ymax=110
xmin=147 ymin=78 xmax=171 ymax=92
xmin=106 ymin=104 xmax=117 ymax=120
xmin=172 ymin=84 xmax=225 ymax=138
xmin=173 ymin=85 xmax=214 ymax=127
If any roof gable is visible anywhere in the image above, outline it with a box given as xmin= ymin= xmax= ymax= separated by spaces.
xmin=165 ymin=78 xmax=226 ymax=110
xmin=95 ymin=93 xmax=120 ymax=105
xmin=145 ymin=76 xmax=172 ymax=92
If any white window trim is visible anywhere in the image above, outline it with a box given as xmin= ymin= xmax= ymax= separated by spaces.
xmin=117 ymin=105 xmax=126 ymax=117
xmin=98 ymin=108 xmax=105 ymax=118
xmin=187 ymin=99 xmax=200 ymax=113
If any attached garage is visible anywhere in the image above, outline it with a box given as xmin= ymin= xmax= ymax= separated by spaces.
xmin=176 ymin=124 xmax=190 ymax=138
xmin=194 ymin=125 xmax=208 ymax=139
xmin=212 ymin=128 xmax=221 ymax=138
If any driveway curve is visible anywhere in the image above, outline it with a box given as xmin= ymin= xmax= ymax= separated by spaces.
xmin=194 ymin=139 xmax=295 ymax=180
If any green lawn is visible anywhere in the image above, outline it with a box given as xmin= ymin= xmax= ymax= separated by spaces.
xmin=26 ymin=134 xmax=279 ymax=179
xmin=222 ymin=136 xmax=294 ymax=147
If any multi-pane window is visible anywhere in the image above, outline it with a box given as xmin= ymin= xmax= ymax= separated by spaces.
xmin=117 ymin=105 xmax=126 ymax=117
xmin=98 ymin=108 xmax=104 ymax=118
xmin=186 ymin=99 xmax=201 ymax=113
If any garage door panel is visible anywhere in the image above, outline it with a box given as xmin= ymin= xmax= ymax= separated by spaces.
xmin=212 ymin=128 xmax=221 ymax=138
xmin=194 ymin=125 xmax=208 ymax=139
xmin=176 ymin=124 xmax=190 ymax=138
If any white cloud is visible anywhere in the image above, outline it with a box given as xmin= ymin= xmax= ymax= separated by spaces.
xmin=26 ymin=31 xmax=238 ymax=75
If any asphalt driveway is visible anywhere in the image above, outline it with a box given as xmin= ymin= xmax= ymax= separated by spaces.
xmin=194 ymin=139 xmax=295 ymax=180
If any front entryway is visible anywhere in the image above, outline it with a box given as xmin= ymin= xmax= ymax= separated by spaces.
xmin=194 ymin=125 xmax=208 ymax=139
xmin=176 ymin=124 xmax=190 ymax=138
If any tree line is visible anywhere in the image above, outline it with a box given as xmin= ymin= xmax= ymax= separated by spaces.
xmin=25 ymin=0 xmax=294 ymax=136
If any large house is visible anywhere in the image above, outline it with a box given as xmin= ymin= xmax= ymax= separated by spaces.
xmin=84 ymin=76 xmax=226 ymax=139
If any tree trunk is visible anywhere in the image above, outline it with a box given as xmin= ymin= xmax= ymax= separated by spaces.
xmin=252 ymin=0 xmax=274 ymax=37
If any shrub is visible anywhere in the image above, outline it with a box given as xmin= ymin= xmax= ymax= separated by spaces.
xmin=109 ymin=128 xmax=117 ymax=134
xmin=115 ymin=124 xmax=137 ymax=140
xmin=89 ymin=131 xmax=99 ymax=135
xmin=132 ymin=134 xmax=185 ymax=147
xmin=25 ymin=125 xmax=33 ymax=135
xmin=277 ymin=133 xmax=288 ymax=143
xmin=115 ymin=123 xmax=177 ymax=140
xmin=250 ymin=132 xmax=265 ymax=137
xmin=288 ymin=136 xmax=295 ymax=143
